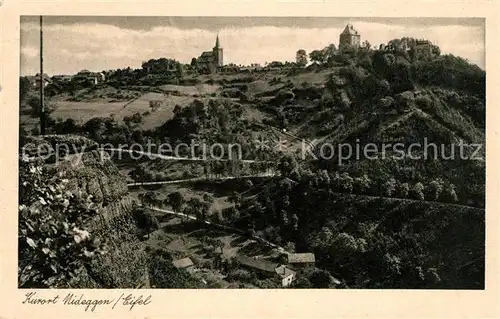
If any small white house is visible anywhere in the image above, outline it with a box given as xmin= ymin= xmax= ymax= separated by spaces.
xmin=275 ymin=265 xmax=296 ymax=287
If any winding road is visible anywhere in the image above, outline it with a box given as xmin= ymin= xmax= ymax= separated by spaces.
xmin=98 ymin=147 xmax=271 ymax=164
xmin=127 ymin=172 xmax=276 ymax=187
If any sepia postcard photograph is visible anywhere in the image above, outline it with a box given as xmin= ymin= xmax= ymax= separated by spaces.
xmin=1 ymin=0 xmax=499 ymax=318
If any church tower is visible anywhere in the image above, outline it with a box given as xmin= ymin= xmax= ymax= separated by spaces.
xmin=212 ymin=34 xmax=224 ymax=67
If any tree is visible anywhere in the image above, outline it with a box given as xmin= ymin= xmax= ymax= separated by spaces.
xmin=176 ymin=63 xmax=184 ymax=79
xmin=201 ymin=193 xmax=214 ymax=221
xmin=442 ymin=183 xmax=458 ymax=203
xmin=83 ymin=117 xmax=106 ymax=140
xmin=322 ymin=44 xmax=337 ymax=62
xmin=280 ymin=209 xmax=289 ymax=227
xmin=427 ymin=178 xmax=444 ymax=201
xmin=284 ymin=242 xmax=296 ymax=253
xmin=338 ymin=172 xmax=354 ymax=193
xmin=222 ymin=206 xmax=240 ymax=222
xmin=398 ymin=182 xmax=410 ymax=198
xmin=309 ymin=50 xmax=327 ymax=65
xmin=362 ymin=40 xmax=372 ymax=50
xmin=277 ymin=155 xmax=299 ymax=177
xmin=384 ymin=178 xmax=398 ymax=197
xmin=186 ymin=197 xmax=204 ymax=221
xmin=168 ymin=191 xmax=184 ymax=213
xmin=213 ymin=239 xmax=224 ymax=255
xmin=354 ymin=174 xmax=371 ymax=194
xmin=309 ymin=269 xmax=334 ymax=288
xmin=148 ymin=249 xmax=202 ymax=288
xmin=411 ymin=182 xmax=425 ymax=200
xmin=133 ymin=208 xmax=160 ymax=238
xmin=190 ymin=58 xmax=197 ymax=68
xmin=20 ymin=77 xmax=32 ymax=103
xmin=244 ymin=179 xmax=253 ymax=189
xmin=27 ymin=96 xmax=44 ymax=117
xmin=140 ymin=191 xmax=159 ymax=208
xmin=290 ymin=214 xmax=299 ymax=232
xmin=229 ymin=191 xmax=241 ymax=204
xmin=293 ymin=276 xmax=312 ymax=288
xmin=296 ymin=49 xmax=308 ymax=67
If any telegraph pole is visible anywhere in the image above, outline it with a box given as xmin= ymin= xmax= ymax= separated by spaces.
xmin=39 ymin=15 xmax=45 ymax=135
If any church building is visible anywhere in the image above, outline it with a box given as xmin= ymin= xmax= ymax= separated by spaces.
xmin=339 ymin=23 xmax=361 ymax=50
xmin=197 ymin=34 xmax=224 ymax=73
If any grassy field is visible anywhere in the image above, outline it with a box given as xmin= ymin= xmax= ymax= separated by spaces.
xmin=50 ymin=101 xmax=126 ymax=124
xmin=49 ymin=91 xmax=203 ymax=129
xmin=128 ymin=183 xmax=233 ymax=215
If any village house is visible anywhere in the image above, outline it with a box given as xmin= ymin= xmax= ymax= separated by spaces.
xmin=218 ymin=63 xmax=240 ymax=74
xmin=73 ymin=69 xmax=106 ymax=85
xmin=285 ymin=252 xmax=316 ymax=269
xmin=141 ymin=58 xmax=178 ymax=74
xmin=239 ymin=63 xmax=263 ymax=73
xmin=51 ymin=75 xmax=73 ymax=83
xmin=235 ymin=255 xmax=296 ymax=287
xmin=172 ymin=257 xmax=195 ymax=272
xmin=274 ymin=265 xmax=296 ymax=287
xmin=28 ymin=73 xmax=52 ymax=89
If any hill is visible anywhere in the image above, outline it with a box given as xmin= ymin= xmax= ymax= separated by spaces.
xmin=18 ymin=135 xmax=203 ymax=288
xmin=226 ymin=175 xmax=483 ymax=289
xmin=19 ymin=39 xmax=485 ymax=289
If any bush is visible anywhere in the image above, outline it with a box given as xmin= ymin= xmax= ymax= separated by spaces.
xmin=148 ymin=249 xmax=202 ymax=288
xmin=395 ymin=91 xmax=415 ymax=110
xmin=378 ymin=96 xmax=395 ymax=109
xmin=415 ymin=95 xmax=433 ymax=110
xmin=18 ymin=158 xmax=106 ymax=288
xmin=227 ymin=269 xmax=253 ymax=282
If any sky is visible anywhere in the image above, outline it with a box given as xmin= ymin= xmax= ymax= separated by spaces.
xmin=20 ymin=16 xmax=485 ymax=75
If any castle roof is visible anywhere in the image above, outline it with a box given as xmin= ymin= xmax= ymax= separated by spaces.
xmin=341 ymin=23 xmax=360 ymax=36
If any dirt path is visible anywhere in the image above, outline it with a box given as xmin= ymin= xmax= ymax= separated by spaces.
xmin=127 ymin=172 xmax=276 ymax=187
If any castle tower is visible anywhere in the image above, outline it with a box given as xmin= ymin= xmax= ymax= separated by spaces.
xmin=212 ymin=34 xmax=224 ymax=67
xmin=339 ymin=23 xmax=361 ymax=50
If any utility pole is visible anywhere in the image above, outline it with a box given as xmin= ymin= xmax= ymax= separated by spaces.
xmin=39 ymin=15 xmax=45 ymax=135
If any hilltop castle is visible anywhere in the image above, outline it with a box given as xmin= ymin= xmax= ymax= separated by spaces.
xmin=339 ymin=23 xmax=361 ymax=50
xmin=197 ymin=34 xmax=224 ymax=73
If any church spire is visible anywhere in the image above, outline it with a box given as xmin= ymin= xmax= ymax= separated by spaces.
xmin=215 ymin=34 xmax=220 ymax=48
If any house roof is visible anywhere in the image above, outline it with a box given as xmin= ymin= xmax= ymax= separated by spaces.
xmin=33 ymin=73 xmax=52 ymax=82
xmin=341 ymin=23 xmax=360 ymax=36
xmin=172 ymin=257 xmax=194 ymax=269
xmin=275 ymin=265 xmax=296 ymax=278
xmin=287 ymin=253 xmax=315 ymax=264
xmin=416 ymin=39 xmax=432 ymax=45
xmin=236 ymin=255 xmax=278 ymax=273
